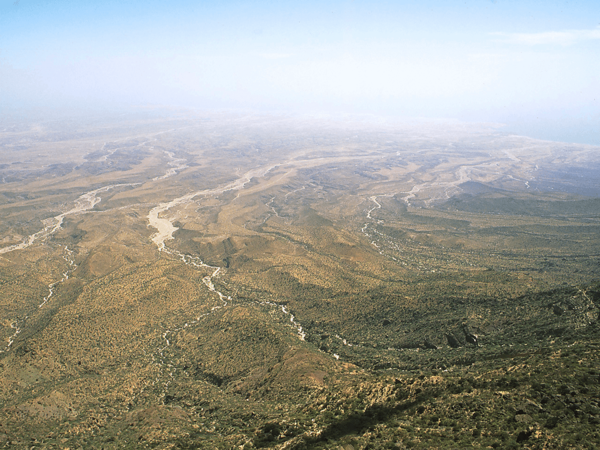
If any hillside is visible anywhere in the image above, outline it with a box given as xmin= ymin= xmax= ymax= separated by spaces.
xmin=1 ymin=112 xmax=599 ymax=449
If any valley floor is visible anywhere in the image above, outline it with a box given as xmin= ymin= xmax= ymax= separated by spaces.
xmin=1 ymin=112 xmax=599 ymax=448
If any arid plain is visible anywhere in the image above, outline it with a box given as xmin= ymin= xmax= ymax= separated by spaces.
xmin=1 ymin=110 xmax=599 ymax=449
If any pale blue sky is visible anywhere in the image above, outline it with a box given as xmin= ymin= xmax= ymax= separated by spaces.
xmin=1 ymin=0 xmax=599 ymax=143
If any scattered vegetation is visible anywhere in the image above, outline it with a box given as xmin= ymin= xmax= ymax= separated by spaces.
xmin=1 ymin=113 xmax=599 ymax=448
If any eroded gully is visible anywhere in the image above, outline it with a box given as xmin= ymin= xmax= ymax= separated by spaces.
xmin=146 ymin=165 xmax=311 ymax=398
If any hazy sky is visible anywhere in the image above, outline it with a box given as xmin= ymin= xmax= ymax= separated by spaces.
xmin=1 ymin=0 xmax=599 ymax=143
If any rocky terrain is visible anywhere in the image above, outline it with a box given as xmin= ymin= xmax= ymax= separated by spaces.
xmin=0 ymin=110 xmax=599 ymax=448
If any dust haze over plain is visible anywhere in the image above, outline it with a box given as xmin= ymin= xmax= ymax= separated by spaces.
xmin=1 ymin=0 xmax=599 ymax=144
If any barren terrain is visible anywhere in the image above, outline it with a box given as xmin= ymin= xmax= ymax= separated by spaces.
xmin=1 ymin=110 xmax=599 ymax=449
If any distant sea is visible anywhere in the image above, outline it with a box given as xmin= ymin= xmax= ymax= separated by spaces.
xmin=501 ymin=121 xmax=600 ymax=147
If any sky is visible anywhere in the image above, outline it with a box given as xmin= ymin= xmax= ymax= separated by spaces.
xmin=1 ymin=0 xmax=599 ymax=144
